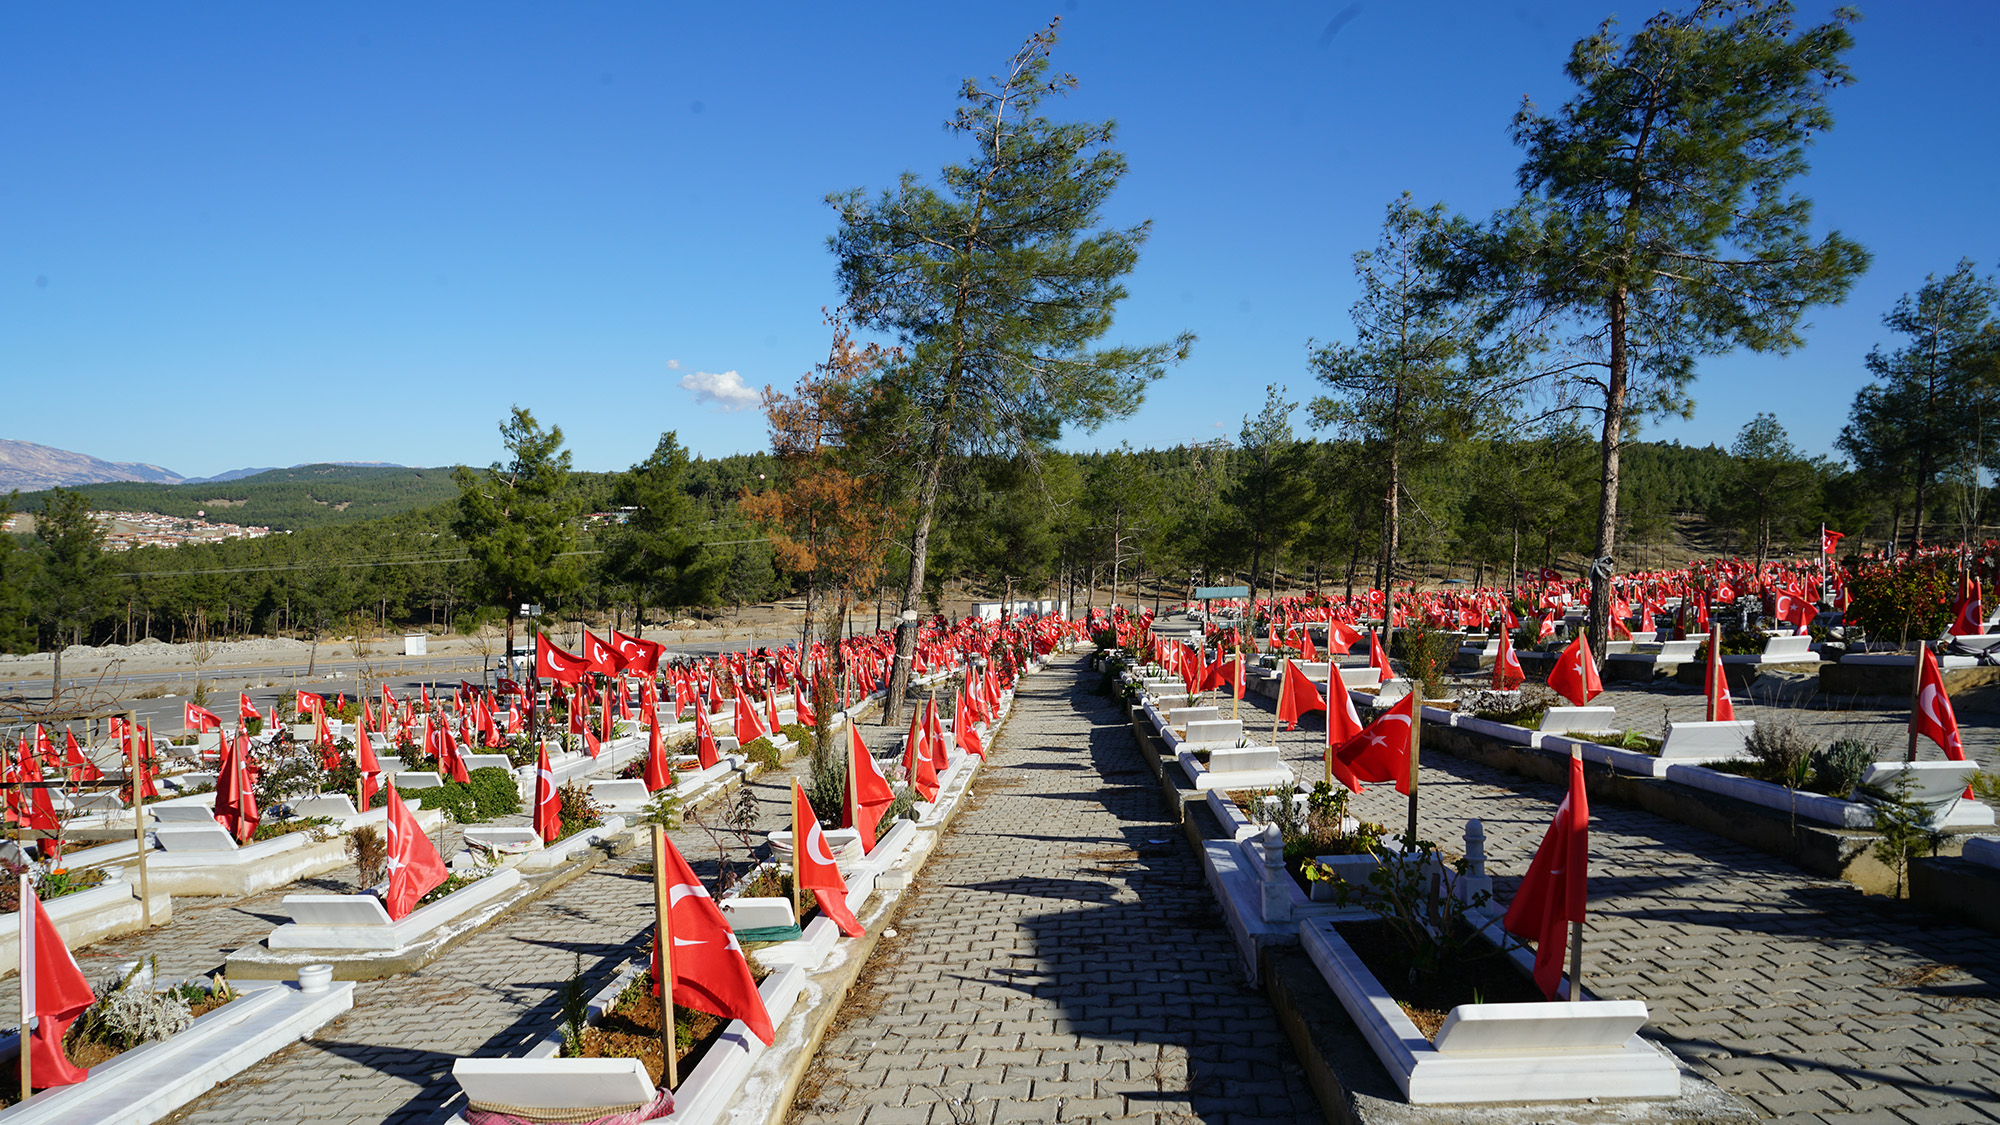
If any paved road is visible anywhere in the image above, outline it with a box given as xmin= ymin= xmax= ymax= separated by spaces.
xmin=1241 ymin=666 xmax=2000 ymax=1123
xmin=790 ymin=657 xmax=1321 ymax=1125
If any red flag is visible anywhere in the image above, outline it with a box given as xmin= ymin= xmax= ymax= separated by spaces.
xmin=643 ymin=707 xmax=674 ymax=792
xmin=1704 ymin=633 xmax=1736 ymax=722
xmin=656 ymin=837 xmax=775 ymax=1045
xmin=1546 ymin=635 xmax=1603 ymax=707
xmin=383 ymin=782 xmax=447 ymax=920
xmin=1276 ymin=659 xmax=1326 ymax=730
xmin=213 ymin=732 xmax=261 ymax=843
xmin=20 ymin=882 xmax=96 ymax=1088
xmin=844 ymin=725 xmax=895 ymax=853
xmin=1299 ymin=628 xmax=1318 ymax=662
xmin=792 ymin=781 xmax=862 ymax=937
xmin=1822 ymin=528 xmax=1845 ymax=556
xmin=902 ymin=705 xmax=939 ymax=802
xmin=1493 ymin=626 xmax=1525 ymax=691
xmin=355 ymin=718 xmax=383 ymax=811
xmin=1950 ymin=578 xmax=1984 ymax=637
xmin=62 ymin=729 xmax=101 ymax=785
xmin=184 ymin=701 xmax=222 ymax=733
xmin=610 ymin=629 xmax=664 ymax=676
xmin=1913 ymin=644 xmax=1966 ymax=763
xmin=535 ymin=636 xmax=591 ymax=686
xmin=582 ymin=630 xmax=625 ymax=676
xmin=533 ymin=743 xmax=561 ymax=843
xmin=733 ymin=690 xmax=768 ymax=746
xmin=1326 ymin=621 xmax=1360 ymax=655
xmin=1367 ymin=629 xmax=1390 ymax=674
xmin=238 ymin=692 xmax=261 ymax=723
xmin=1503 ymin=751 xmax=1589 ymax=1000
xmin=693 ymin=704 xmax=719 ymax=770
xmin=1331 ymin=692 xmax=1416 ymax=795
xmin=954 ymin=691 xmax=984 ymax=758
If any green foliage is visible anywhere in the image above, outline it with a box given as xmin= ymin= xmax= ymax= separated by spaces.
xmin=1845 ymin=558 xmax=1956 ymax=642
xmin=1745 ymin=717 xmax=1815 ymax=790
xmin=1400 ymin=620 xmax=1453 ymax=696
xmin=1316 ymin=836 xmax=1495 ymax=984
xmin=556 ymin=782 xmax=604 ymax=840
xmin=1862 ymin=770 xmax=1944 ymax=899
xmin=1224 ymin=386 xmax=1317 ymax=607
xmin=604 ymin=432 xmax=723 ymax=620
xmin=19 ymin=464 xmax=466 ymax=531
xmin=467 ymin=766 xmax=523 ymax=819
xmin=452 ymin=407 xmax=582 ymax=650
xmin=741 ymin=738 xmax=781 ymax=770
xmin=1811 ymin=737 xmax=1876 ymax=798
xmin=414 ymin=783 xmax=479 ymax=823
xmin=1715 ymin=414 xmax=1826 ymax=564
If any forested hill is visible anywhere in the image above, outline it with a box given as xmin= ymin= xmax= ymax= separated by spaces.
xmin=11 ymin=456 xmax=785 ymax=532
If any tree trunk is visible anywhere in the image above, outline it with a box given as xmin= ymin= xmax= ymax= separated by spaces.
xmin=1589 ymin=285 xmax=1631 ymax=663
xmin=884 ymin=424 xmax=953 ymax=725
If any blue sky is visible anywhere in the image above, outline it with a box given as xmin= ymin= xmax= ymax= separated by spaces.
xmin=4 ymin=2 xmax=1995 ymax=480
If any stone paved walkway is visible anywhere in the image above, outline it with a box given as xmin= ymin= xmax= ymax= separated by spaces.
xmin=791 ymin=656 xmax=1320 ymax=1125
xmin=1245 ymin=668 xmax=2000 ymax=1124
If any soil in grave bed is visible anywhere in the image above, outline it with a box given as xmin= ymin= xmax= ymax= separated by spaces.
xmin=576 ymin=978 xmax=729 ymax=1086
xmin=0 ymin=993 xmax=234 ymax=1107
xmin=1333 ymin=918 xmax=1542 ymax=1041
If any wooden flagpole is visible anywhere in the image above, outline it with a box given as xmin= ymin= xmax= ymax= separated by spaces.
xmin=650 ymin=824 xmax=676 ymax=1089
xmin=790 ymin=783 xmax=802 ymax=923
xmin=19 ymin=872 xmax=31 ymax=1096
xmin=128 ymin=710 xmax=151 ymax=927
xmin=1270 ymin=658 xmax=1287 ymax=744
xmin=1404 ymin=678 xmax=1423 ymax=845
xmin=1568 ymin=742 xmax=1584 ymax=1002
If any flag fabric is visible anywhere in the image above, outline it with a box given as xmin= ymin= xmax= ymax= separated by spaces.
xmin=1950 ymin=578 xmax=1984 ymax=637
xmin=643 ymin=709 xmax=675 ymax=792
xmin=382 ymin=782 xmax=447 ymax=920
xmin=1323 ymin=681 xmax=1365 ymax=788
xmin=184 ymin=702 xmax=222 ymax=733
xmin=1546 ymin=635 xmax=1603 ymax=707
xmin=844 ymin=725 xmax=896 ymax=853
xmin=1276 ymin=659 xmax=1326 ymax=730
xmin=1503 ymin=751 xmax=1590 ymax=1000
xmin=792 ymin=782 xmax=862 ymax=937
xmin=19 ymin=882 xmax=96 ymax=1088
xmin=1330 ymin=692 xmax=1416 ymax=795
xmin=733 ymin=690 xmax=767 ymax=746
xmin=654 ymin=836 xmax=776 ymax=1045
xmin=535 ymin=636 xmax=591 ymax=685
xmin=238 ymin=692 xmax=261 ymax=723
xmin=609 ymin=629 xmax=664 ymax=676
xmin=1326 ymin=622 xmax=1360 ymax=655
xmin=1822 ymin=528 xmax=1845 ymax=556
xmin=355 ymin=718 xmax=383 ymax=811
xmin=533 ymin=743 xmax=561 ymax=843
xmin=1913 ymin=644 xmax=1967 ymax=763
xmin=902 ymin=705 xmax=939 ymax=802
xmin=582 ymin=630 xmax=625 ymax=676
xmin=1493 ymin=627 xmax=1525 ymax=690
xmin=212 ymin=732 xmax=260 ymax=843
xmin=693 ymin=704 xmax=719 ymax=771
xmin=1367 ymin=629 xmax=1390 ymax=674
xmin=1704 ymin=634 xmax=1736 ymax=722
xmin=954 ymin=691 xmax=984 ymax=758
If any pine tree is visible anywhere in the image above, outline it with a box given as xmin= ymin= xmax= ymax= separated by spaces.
xmin=826 ymin=19 xmax=1191 ymax=721
xmin=451 ymin=408 xmax=580 ymax=658
xmin=31 ymin=487 xmax=111 ymax=707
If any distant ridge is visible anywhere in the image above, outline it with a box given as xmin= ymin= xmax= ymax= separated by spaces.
xmin=0 ymin=438 xmax=184 ymax=493
xmin=185 ymin=462 xmax=403 ymax=484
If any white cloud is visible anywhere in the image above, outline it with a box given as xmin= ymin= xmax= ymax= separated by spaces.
xmin=679 ymin=369 xmax=758 ymax=412
xmin=665 ymin=359 xmax=681 ymax=370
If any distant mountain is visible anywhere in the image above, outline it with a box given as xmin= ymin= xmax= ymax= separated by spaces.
xmin=0 ymin=438 xmax=184 ymax=493
xmin=184 ymin=467 xmax=281 ymax=484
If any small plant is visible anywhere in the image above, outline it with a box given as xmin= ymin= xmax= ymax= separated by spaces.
xmin=1811 ymin=737 xmax=1876 ymax=798
xmin=741 ymin=738 xmax=782 ymax=770
xmin=1745 ymin=717 xmax=1815 ymax=790
xmin=1861 ymin=769 xmax=1945 ymax=898
xmin=638 ymin=789 xmax=683 ymax=831
xmin=1316 ymin=835 xmax=1498 ymax=983
xmin=560 ymin=952 xmax=589 ymax=1057
xmin=347 ymin=824 xmax=387 ymax=887
xmin=556 ymin=782 xmax=605 ymax=840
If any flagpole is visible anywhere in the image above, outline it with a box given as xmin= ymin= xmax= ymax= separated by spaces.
xmin=791 ymin=785 xmax=802 ymax=924
xmin=1231 ymin=631 xmax=1242 ymax=722
xmin=1405 ymin=678 xmax=1423 ymax=845
xmin=1270 ymin=658 xmax=1286 ymax=745
xmin=129 ymin=709 xmax=152 ymax=927
xmin=1568 ymin=743 xmax=1584 ymax=1003
xmin=1907 ymin=641 xmax=1925 ymax=764
xmin=650 ymin=825 xmax=677 ymax=1090
xmin=19 ymin=873 xmax=30 ymax=1096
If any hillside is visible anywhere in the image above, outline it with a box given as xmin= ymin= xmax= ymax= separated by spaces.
xmin=15 ymin=464 xmax=465 ymax=531
xmin=0 ymin=438 xmax=184 ymax=492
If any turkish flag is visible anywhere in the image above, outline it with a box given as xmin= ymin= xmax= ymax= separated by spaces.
xmin=610 ymin=629 xmax=664 ymax=676
xmin=733 ymin=690 xmax=767 ymax=746
xmin=1276 ymin=659 xmax=1326 ymax=730
xmin=296 ymin=691 xmax=323 ymax=715
xmin=1704 ymin=634 xmax=1736 ymax=722
xmin=1950 ymin=578 xmax=1983 ymax=637
xmin=902 ymin=705 xmax=939 ymax=802
xmin=1546 ymin=635 xmax=1602 ymax=707
xmin=1331 ymin=692 xmax=1416 ymax=795
xmin=1913 ymin=644 xmax=1967 ymax=763
xmin=19 ymin=883 xmax=96 ymax=1088
xmin=184 ymin=702 xmax=222 ymax=733
xmin=692 ymin=704 xmax=719 ymax=770
xmin=643 ymin=706 xmax=675 ymax=792
xmin=1503 ymin=750 xmax=1589 ymax=1000
xmin=1367 ymin=629 xmax=1390 ymax=674
xmin=62 ymin=729 xmax=101 ymax=785
xmin=1326 ymin=622 xmax=1360 ymax=655
xmin=533 ymin=742 xmax=561 ymax=843
xmin=239 ymin=693 xmax=261 ymax=723
xmin=1493 ymin=628 xmax=1525 ymax=691
xmin=1299 ymin=628 xmax=1318 ymax=662
xmin=582 ymin=630 xmax=625 ymax=676
xmin=535 ymin=636 xmax=591 ymax=686
xmin=844 ymin=725 xmax=896 ymax=853
xmin=213 ymin=732 xmax=261 ymax=843
xmin=653 ymin=836 xmax=775 ymax=1045
xmin=792 ymin=781 xmax=862 ymax=937
xmin=954 ymin=691 xmax=984 ymax=758
xmin=1822 ymin=528 xmax=1845 ymax=556
xmin=383 ymin=782 xmax=447 ymax=920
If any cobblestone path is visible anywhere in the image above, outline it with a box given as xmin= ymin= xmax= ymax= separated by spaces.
xmin=790 ymin=657 xmax=1321 ymax=1125
xmin=1258 ymin=668 xmax=2000 ymax=1125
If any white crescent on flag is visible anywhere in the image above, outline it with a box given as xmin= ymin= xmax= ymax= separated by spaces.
xmin=805 ymin=820 xmax=837 ymax=865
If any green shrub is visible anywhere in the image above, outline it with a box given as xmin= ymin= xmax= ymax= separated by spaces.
xmin=1745 ymin=718 xmax=1814 ymax=789
xmin=415 ymin=783 xmax=479 ymax=823
xmin=742 ymin=738 xmax=781 ymax=770
xmin=467 ymin=766 xmax=522 ymax=819
xmin=1811 ymin=737 xmax=1875 ymax=797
